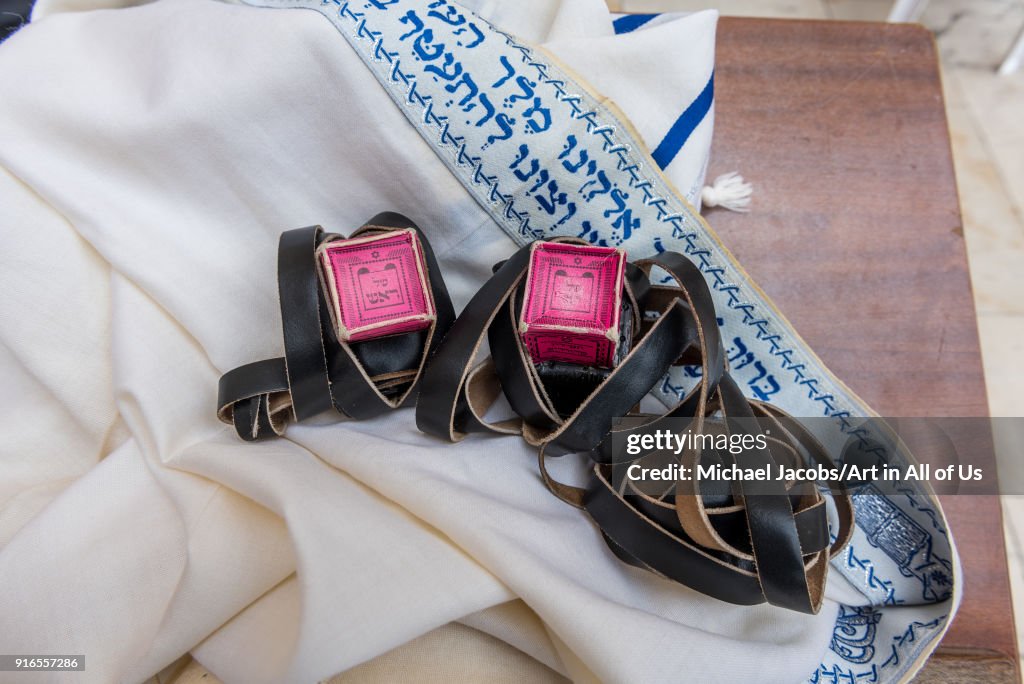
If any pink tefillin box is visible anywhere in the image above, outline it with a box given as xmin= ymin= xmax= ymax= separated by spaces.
xmin=519 ymin=241 xmax=627 ymax=368
xmin=317 ymin=229 xmax=435 ymax=343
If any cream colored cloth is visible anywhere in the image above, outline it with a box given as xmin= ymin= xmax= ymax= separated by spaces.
xmin=0 ymin=2 xmax=850 ymax=682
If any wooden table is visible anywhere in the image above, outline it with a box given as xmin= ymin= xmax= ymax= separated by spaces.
xmin=711 ymin=17 xmax=1019 ymax=682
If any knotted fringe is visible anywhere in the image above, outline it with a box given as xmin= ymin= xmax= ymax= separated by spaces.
xmin=701 ymin=172 xmax=752 ymax=213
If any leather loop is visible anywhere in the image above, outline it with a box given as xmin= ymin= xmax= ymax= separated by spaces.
xmin=217 ymin=213 xmax=454 ymax=440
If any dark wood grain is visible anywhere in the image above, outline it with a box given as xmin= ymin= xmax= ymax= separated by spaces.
xmin=711 ymin=17 xmax=1018 ymax=680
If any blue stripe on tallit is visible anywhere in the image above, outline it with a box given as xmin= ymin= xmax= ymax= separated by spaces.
xmin=651 ymin=72 xmax=714 ymax=169
xmin=611 ymin=13 xmax=714 ymax=171
xmin=612 ymin=13 xmax=658 ymax=34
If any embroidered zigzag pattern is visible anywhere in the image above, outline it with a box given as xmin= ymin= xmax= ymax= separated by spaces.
xmin=880 ymin=617 xmax=946 ymax=669
xmin=845 ymin=545 xmax=900 ymax=606
xmin=810 ymin=664 xmax=879 ymax=684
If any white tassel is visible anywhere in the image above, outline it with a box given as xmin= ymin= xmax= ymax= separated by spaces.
xmin=701 ymin=172 xmax=752 ymax=213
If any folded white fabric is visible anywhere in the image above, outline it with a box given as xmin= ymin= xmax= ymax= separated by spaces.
xmin=0 ymin=1 xmax=955 ymax=683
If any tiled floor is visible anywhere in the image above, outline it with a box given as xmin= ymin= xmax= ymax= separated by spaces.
xmin=161 ymin=2 xmax=1024 ymax=682
xmin=614 ymin=0 xmax=1024 ymax=675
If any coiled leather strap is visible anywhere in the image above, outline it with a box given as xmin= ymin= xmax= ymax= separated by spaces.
xmin=218 ymin=212 xmax=455 ymax=440
xmin=416 ymin=239 xmax=853 ymax=614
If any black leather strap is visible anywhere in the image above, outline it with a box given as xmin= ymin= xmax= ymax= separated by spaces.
xmin=278 ymin=226 xmax=335 ymax=422
xmin=217 ymin=213 xmax=454 ymax=440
